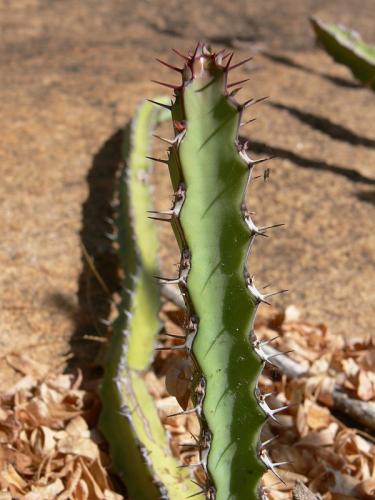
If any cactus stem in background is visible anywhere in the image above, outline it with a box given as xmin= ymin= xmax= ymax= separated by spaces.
xmin=99 ymin=98 xmax=201 ymax=499
xmin=310 ymin=16 xmax=375 ymax=90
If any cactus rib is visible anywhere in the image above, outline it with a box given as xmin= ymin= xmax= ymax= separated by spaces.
xmin=152 ymin=45 xmax=286 ymax=499
xmin=99 ymin=99 xmax=201 ymax=500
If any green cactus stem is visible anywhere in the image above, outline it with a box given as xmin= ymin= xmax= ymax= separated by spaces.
xmin=99 ymin=99 xmax=201 ymax=500
xmin=310 ymin=16 xmax=375 ymax=89
xmin=151 ymin=44 xmax=288 ymax=499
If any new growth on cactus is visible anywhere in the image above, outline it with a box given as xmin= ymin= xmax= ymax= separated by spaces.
xmin=99 ymin=99 xmax=200 ymax=500
xmin=151 ymin=44 xmax=288 ymax=499
xmin=310 ymin=16 xmax=375 ymax=90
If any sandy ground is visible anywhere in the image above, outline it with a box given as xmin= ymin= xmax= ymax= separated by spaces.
xmin=0 ymin=0 xmax=374 ymax=390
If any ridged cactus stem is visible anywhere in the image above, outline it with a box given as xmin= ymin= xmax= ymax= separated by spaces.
xmin=99 ymin=99 xmax=200 ymax=500
xmin=310 ymin=16 xmax=375 ymax=90
xmin=152 ymin=44 xmax=287 ymax=499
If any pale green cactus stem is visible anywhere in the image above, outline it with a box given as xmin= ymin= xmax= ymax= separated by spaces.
xmin=99 ymin=98 xmax=201 ymax=500
xmin=151 ymin=44 xmax=288 ymax=499
xmin=310 ymin=16 xmax=375 ymax=90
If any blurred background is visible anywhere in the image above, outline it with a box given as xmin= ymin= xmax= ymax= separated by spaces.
xmin=1 ymin=0 xmax=374 ymax=389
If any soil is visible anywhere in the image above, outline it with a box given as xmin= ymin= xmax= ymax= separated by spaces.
xmin=1 ymin=0 xmax=374 ymax=391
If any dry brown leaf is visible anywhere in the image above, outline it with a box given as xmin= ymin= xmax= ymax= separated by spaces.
xmin=296 ymin=423 xmax=338 ymax=448
xmin=354 ymin=478 xmax=375 ymax=499
xmin=29 ymin=426 xmax=56 ymax=456
xmin=79 ymin=456 xmax=107 ymax=499
xmin=0 ymin=415 xmax=20 ymax=444
xmin=75 ymin=478 xmax=90 ymax=500
xmin=328 ymin=469 xmax=358 ymax=495
xmin=57 ymin=435 xmax=98 ymax=461
xmin=357 ymin=370 xmax=375 ymax=401
xmin=104 ymin=490 xmax=124 ymax=500
xmin=284 ymin=305 xmax=301 ymax=323
xmin=6 ymin=353 xmax=50 ymax=380
xmin=1 ymin=306 xmax=374 ymax=499
xmin=143 ymin=371 xmax=166 ymax=400
xmin=317 ymin=377 xmax=335 ymax=407
xmin=305 ymin=401 xmax=331 ymax=431
xmin=0 ymin=492 xmax=12 ymax=500
xmin=24 ymin=478 xmax=65 ymax=499
xmin=1 ymin=464 xmax=28 ymax=493
xmin=164 ymin=357 xmax=193 ymax=410
xmin=5 ymin=375 xmax=36 ymax=397
xmin=359 ymin=349 xmax=375 ymax=371
xmin=0 ymin=371 xmax=117 ymax=499
xmin=55 ymin=461 xmax=82 ymax=499
xmin=74 ymin=479 xmax=90 ymax=500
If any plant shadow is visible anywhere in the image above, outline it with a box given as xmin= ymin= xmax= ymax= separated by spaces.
xmin=356 ymin=189 xmax=375 ymax=205
xmin=263 ymin=51 xmax=361 ymax=89
xmin=270 ymin=102 xmax=375 ymax=149
xmin=65 ymin=129 xmax=123 ymax=376
xmin=245 ymin=139 xmax=375 ymax=185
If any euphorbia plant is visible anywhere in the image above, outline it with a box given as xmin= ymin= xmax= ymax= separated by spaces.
xmin=100 ymin=43 xmax=288 ymax=500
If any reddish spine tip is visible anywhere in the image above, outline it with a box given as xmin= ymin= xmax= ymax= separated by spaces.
xmin=151 ymin=79 xmax=180 ymax=90
xmin=228 ymin=56 xmax=253 ymax=71
xmin=172 ymin=48 xmax=190 ymax=61
xmin=190 ymin=41 xmax=201 ymax=60
xmin=224 ymin=52 xmax=234 ymax=70
xmin=242 ymin=96 xmax=269 ymax=109
xmin=155 ymin=58 xmax=183 ymax=72
xmin=147 ymin=99 xmax=172 ymax=110
xmin=145 ymin=156 xmax=169 ymax=165
xmin=227 ymin=78 xmax=250 ymax=88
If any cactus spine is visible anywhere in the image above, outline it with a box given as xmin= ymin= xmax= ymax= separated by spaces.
xmin=152 ymin=44 xmax=285 ymax=499
xmin=99 ymin=99 xmax=200 ymax=500
xmin=310 ymin=16 xmax=375 ymax=89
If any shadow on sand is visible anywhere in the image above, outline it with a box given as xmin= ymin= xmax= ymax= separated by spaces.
xmin=66 ymin=129 xmax=123 ymax=375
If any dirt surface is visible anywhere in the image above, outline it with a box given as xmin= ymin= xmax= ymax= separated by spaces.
xmin=1 ymin=0 xmax=374 ymax=390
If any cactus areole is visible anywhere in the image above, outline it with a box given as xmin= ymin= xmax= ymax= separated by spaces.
xmin=152 ymin=44 xmax=285 ymax=499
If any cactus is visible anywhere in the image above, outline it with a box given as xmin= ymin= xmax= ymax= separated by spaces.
xmin=99 ymin=99 xmax=200 ymax=500
xmin=151 ymin=44 xmax=287 ymax=499
xmin=310 ymin=16 xmax=375 ymax=90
